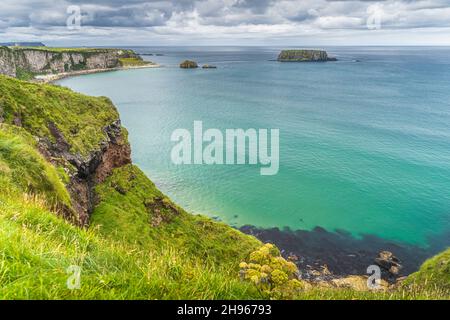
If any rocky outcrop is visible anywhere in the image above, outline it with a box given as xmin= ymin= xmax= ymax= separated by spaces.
xmin=0 ymin=46 xmax=143 ymax=78
xmin=180 ymin=60 xmax=198 ymax=68
xmin=38 ymin=119 xmax=131 ymax=226
xmin=375 ymin=251 xmax=403 ymax=277
xmin=277 ymin=50 xmax=337 ymax=62
xmin=202 ymin=64 xmax=217 ymax=69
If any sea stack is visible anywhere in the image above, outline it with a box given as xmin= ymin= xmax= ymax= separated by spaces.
xmin=277 ymin=50 xmax=337 ymax=62
xmin=180 ymin=60 xmax=198 ymax=68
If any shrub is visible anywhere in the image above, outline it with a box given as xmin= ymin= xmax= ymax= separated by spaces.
xmin=239 ymin=243 xmax=304 ymax=299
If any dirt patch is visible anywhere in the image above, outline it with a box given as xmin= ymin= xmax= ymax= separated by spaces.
xmin=144 ymin=197 xmax=180 ymax=227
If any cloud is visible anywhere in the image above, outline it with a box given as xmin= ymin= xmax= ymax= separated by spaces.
xmin=0 ymin=0 xmax=449 ymax=45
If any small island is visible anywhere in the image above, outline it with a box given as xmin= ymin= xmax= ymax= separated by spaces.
xmin=202 ymin=64 xmax=217 ymax=69
xmin=180 ymin=60 xmax=198 ymax=68
xmin=277 ymin=49 xmax=337 ymax=62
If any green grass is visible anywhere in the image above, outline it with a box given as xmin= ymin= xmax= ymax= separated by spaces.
xmin=15 ymin=67 xmax=37 ymax=81
xmin=0 ymin=124 xmax=72 ymax=210
xmin=0 ymin=124 xmax=260 ymax=299
xmin=401 ymin=248 xmax=450 ymax=298
xmin=118 ymin=58 xmax=151 ymax=67
xmin=0 ymin=192 xmax=260 ymax=299
xmin=92 ymin=164 xmax=261 ymax=267
xmin=0 ymin=75 xmax=119 ymax=156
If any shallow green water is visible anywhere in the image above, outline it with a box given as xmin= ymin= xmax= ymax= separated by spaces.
xmin=58 ymin=46 xmax=450 ymax=247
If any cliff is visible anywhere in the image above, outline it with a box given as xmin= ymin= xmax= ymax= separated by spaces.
xmin=0 ymin=74 xmax=263 ymax=299
xmin=0 ymin=75 xmax=132 ymax=224
xmin=0 ymin=46 xmax=149 ymax=80
xmin=277 ymin=49 xmax=337 ymax=62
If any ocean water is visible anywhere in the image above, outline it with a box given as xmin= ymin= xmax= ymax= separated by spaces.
xmin=57 ymin=46 xmax=450 ymax=248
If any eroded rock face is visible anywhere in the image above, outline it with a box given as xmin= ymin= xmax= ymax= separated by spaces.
xmin=277 ymin=50 xmax=337 ymax=62
xmin=38 ymin=119 xmax=131 ymax=226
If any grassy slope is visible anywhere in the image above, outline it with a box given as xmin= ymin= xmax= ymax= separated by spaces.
xmin=0 ymin=75 xmax=119 ymax=156
xmin=0 ymin=125 xmax=71 ymax=208
xmin=92 ymin=164 xmax=260 ymax=267
xmin=402 ymin=248 xmax=450 ymax=298
xmin=0 ymin=188 xmax=259 ymax=299
xmin=0 ymin=75 xmax=448 ymax=299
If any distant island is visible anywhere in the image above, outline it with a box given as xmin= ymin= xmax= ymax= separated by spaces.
xmin=0 ymin=41 xmax=46 ymax=47
xmin=180 ymin=60 xmax=217 ymax=69
xmin=180 ymin=60 xmax=198 ymax=68
xmin=278 ymin=49 xmax=337 ymax=62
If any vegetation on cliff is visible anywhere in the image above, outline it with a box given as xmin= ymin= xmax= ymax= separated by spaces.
xmin=0 ymin=75 xmax=119 ymax=156
xmin=0 ymin=183 xmax=259 ymax=299
xmin=402 ymin=248 xmax=450 ymax=296
xmin=0 ymin=124 xmax=72 ymax=209
xmin=92 ymin=164 xmax=260 ymax=265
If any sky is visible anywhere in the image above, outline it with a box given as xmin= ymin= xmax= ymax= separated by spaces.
xmin=1 ymin=0 xmax=450 ymax=46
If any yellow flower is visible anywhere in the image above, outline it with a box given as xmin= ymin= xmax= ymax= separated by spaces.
xmin=271 ymin=269 xmax=289 ymax=286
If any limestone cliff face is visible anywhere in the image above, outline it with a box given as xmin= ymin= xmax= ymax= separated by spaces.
xmin=0 ymin=47 xmax=140 ymax=78
xmin=0 ymin=48 xmax=16 ymax=77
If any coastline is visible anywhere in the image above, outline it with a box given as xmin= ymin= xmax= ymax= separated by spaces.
xmin=30 ymin=50 xmax=444 ymax=284
xmin=33 ymin=63 xmax=160 ymax=84
xmin=239 ymin=225 xmax=446 ymax=281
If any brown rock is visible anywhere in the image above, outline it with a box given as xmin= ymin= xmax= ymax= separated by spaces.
xmin=375 ymin=251 xmax=403 ymax=275
xmin=180 ymin=60 xmax=198 ymax=68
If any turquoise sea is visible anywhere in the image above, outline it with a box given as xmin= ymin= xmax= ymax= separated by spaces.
xmin=57 ymin=46 xmax=450 ymax=250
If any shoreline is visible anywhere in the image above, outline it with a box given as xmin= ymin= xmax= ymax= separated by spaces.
xmin=33 ymin=63 xmax=160 ymax=84
xmin=239 ymin=225 xmax=447 ymax=282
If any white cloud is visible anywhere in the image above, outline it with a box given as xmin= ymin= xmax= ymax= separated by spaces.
xmin=0 ymin=0 xmax=449 ymax=45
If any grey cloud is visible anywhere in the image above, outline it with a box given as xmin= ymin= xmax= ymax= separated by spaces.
xmin=0 ymin=0 xmax=450 ymax=45
xmin=232 ymin=0 xmax=274 ymax=13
